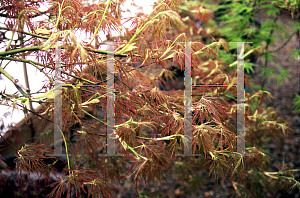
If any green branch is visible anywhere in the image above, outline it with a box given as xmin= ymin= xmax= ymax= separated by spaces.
xmin=0 ymin=46 xmax=42 ymax=56
xmin=0 ymin=56 xmax=46 ymax=67
xmin=0 ymin=27 xmax=49 ymax=39
xmin=128 ymin=0 xmax=166 ymax=43
xmin=89 ymin=0 xmax=112 ymax=45
xmin=0 ymin=56 xmax=95 ymax=84
xmin=85 ymin=47 xmax=127 ymax=57
xmin=0 ymin=10 xmax=47 ymax=19
xmin=0 ymin=66 xmax=29 ymax=97
xmin=0 ymin=45 xmax=127 ymax=57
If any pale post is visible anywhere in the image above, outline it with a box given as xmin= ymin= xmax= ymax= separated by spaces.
xmin=236 ymin=42 xmax=246 ymax=156
xmin=105 ymin=42 xmax=116 ymax=156
xmin=54 ymin=41 xmax=63 ymax=156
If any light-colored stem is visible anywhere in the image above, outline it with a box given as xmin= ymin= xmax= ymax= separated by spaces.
xmin=128 ymin=0 xmax=166 ymax=43
xmin=20 ymin=20 xmax=34 ymax=112
xmin=0 ymin=56 xmax=96 ymax=84
xmin=0 ymin=26 xmax=49 ymax=39
xmin=88 ymin=0 xmax=112 ymax=45
xmin=0 ymin=66 xmax=29 ymax=97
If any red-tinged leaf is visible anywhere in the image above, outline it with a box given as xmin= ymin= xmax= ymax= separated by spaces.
xmin=70 ymin=45 xmax=79 ymax=62
xmin=70 ymin=32 xmax=77 ymax=44
xmin=80 ymin=46 xmax=87 ymax=61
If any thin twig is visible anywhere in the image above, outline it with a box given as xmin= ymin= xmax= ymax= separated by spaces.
xmin=0 ymin=66 xmax=29 ymax=97
xmin=89 ymin=0 xmax=113 ymax=45
xmin=269 ymin=31 xmax=297 ymax=53
xmin=261 ymin=10 xmax=282 ymax=89
xmin=0 ymin=26 xmax=49 ymax=39
xmin=20 ymin=20 xmax=34 ymax=112
xmin=0 ymin=10 xmax=47 ymax=18
xmin=0 ymin=133 xmax=18 ymax=151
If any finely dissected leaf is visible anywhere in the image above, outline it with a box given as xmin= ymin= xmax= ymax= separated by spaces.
xmin=71 ymin=85 xmax=82 ymax=105
xmin=69 ymin=32 xmax=77 ymax=44
xmin=80 ymin=98 xmax=100 ymax=107
xmin=32 ymin=89 xmax=54 ymax=99
xmin=15 ymin=143 xmax=57 ymax=179
xmin=293 ymin=94 xmax=300 ymax=112
xmin=70 ymin=45 xmax=79 ymax=62
xmin=35 ymin=29 xmax=52 ymax=34
xmin=48 ymin=169 xmax=117 ymax=198
xmin=80 ymin=45 xmax=88 ymax=61
xmin=129 ymin=143 xmax=170 ymax=192
xmin=162 ymin=51 xmax=176 ymax=60
xmin=18 ymin=98 xmax=29 ymax=105
xmin=116 ymin=42 xmax=138 ymax=55
xmin=160 ymin=42 xmax=175 ymax=60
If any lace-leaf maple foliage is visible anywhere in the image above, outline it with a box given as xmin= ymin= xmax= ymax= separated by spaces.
xmin=0 ymin=0 xmax=298 ymax=197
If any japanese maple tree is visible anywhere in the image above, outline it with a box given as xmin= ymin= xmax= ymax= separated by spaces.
xmin=0 ymin=0 xmax=298 ymax=197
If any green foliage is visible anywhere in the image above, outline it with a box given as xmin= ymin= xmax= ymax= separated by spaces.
xmin=293 ymin=94 xmax=300 ymax=113
xmin=203 ymin=0 xmax=295 ymax=88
